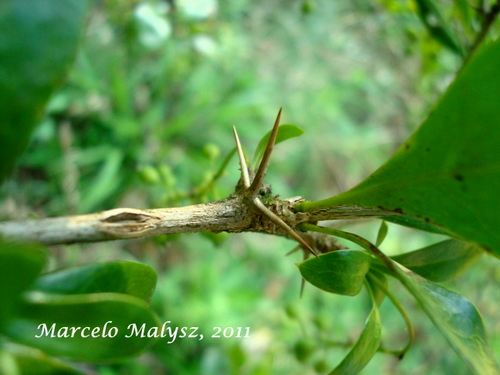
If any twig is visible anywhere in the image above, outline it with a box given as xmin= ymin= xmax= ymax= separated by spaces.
xmin=0 ymin=197 xmax=251 ymax=245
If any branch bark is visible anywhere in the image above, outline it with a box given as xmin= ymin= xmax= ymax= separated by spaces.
xmin=0 ymin=195 xmax=252 ymax=245
xmin=0 ymin=193 xmax=396 ymax=246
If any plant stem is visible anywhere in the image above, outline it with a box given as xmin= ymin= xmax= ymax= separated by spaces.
xmin=367 ymin=273 xmax=415 ymax=359
xmin=0 ymin=196 xmax=252 ymax=245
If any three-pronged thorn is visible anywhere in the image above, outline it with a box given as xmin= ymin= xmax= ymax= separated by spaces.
xmin=232 ymin=109 xmax=318 ymax=257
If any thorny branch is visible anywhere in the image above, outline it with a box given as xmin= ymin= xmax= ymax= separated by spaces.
xmin=0 ymin=110 xmax=395 ymax=252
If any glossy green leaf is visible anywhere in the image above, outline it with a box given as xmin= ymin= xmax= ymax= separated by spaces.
xmin=393 ymin=263 xmax=499 ymax=374
xmin=3 ymin=291 xmax=161 ymax=361
xmin=298 ymin=40 xmax=500 ymax=257
xmin=391 ymin=239 xmax=482 ymax=282
xmin=297 ymin=250 xmax=371 ymax=296
xmin=253 ymin=124 xmax=305 ymax=165
xmin=1 ymin=343 xmax=84 ymax=375
xmin=329 ymin=282 xmax=381 ymax=375
xmin=375 ymin=220 xmax=388 ymax=247
xmin=32 ymin=261 xmax=157 ymax=303
xmin=0 ymin=0 xmax=92 ymax=182
xmin=0 ymin=238 xmax=47 ymax=326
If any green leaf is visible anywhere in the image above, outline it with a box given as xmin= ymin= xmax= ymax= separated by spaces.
xmin=32 ymin=261 xmax=157 ymax=303
xmin=253 ymin=124 xmax=305 ymax=165
xmin=391 ymin=239 xmax=482 ymax=282
xmin=329 ymin=281 xmax=381 ymax=375
xmin=375 ymin=220 xmax=388 ymax=247
xmin=414 ymin=0 xmax=463 ymax=56
xmin=0 ymin=0 xmax=92 ymax=182
xmin=393 ymin=263 xmax=499 ymax=374
xmin=297 ymin=250 xmax=372 ymax=296
xmin=298 ymin=40 xmax=500 ymax=257
xmin=3 ymin=291 xmax=162 ymax=361
xmin=1 ymin=343 xmax=84 ymax=375
xmin=0 ymin=238 xmax=48 ymax=327
xmin=78 ymin=148 xmax=124 ymax=213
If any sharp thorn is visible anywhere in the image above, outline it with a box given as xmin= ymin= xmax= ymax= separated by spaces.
xmin=299 ymin=251 xmax=310 ymax=298
xmin=252 ymin=196 xmax=318 ymax=257
xmin=249 ymin=108 xmax=282 ymax=194
xmin=232 ymin=126 xmax=250 ymax=188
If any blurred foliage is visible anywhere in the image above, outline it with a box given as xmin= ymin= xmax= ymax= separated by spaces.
xmin=1 ymin=0 xmax=500 ymax=374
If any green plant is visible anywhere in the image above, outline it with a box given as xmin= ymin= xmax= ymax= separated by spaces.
xmin=1 ymin=1 xmax=500 ymax=374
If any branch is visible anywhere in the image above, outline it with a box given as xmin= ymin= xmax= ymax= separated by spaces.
xmin=0 ymin=196 xmax=252 ymax=245
xmin=0 ymin=196 xmax=396 ymax=246
xmin=0 ymin=110 xmax=396 ymax=248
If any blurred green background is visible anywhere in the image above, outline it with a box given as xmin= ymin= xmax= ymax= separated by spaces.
xmin=1 ymin=0 xmax=499 ymax=373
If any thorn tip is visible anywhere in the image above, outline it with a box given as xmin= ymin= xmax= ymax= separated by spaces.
xmin=249 ymin=108 xmax=283 ymax=194
xmin=233 ymin=126 xmax=250 ymax=188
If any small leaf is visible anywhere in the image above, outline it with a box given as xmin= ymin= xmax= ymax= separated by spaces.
xmin=0 ymin=238 xmax=48 ymax=326
xmin=3 ymin=291 xmax=162 ymax=361
xmin=391 ymin=239 xmax=482 ymax=282
xmin=297 ymin=250 xmax=371 ymax=296
xmin=375 ymin=221 xmax=388 ymax=247
xmin=253 ymin=124 xmax=304 ymax=166
xmin=0 ymin=0 xmax=92 ymax=182
xmin=32 ymin=261 xmax=158 ymax=303
xmin=329 ymin=282 xmax=381 ymax=375
xmin=415 ymin=0 xmax=463 ymax=55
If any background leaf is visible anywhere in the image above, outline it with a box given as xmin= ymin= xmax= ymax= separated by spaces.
xmin=33 ymin=261 xmax=158 ymax=303
xmin=298 ymin=40 xmax=500 ymax=257
xmin=0 ymin=0 xmax=92 ymax=182
xmin=3 ymin=291 xmax=161 ymax=361
xmin=297 ymin=250 xmax=372 ymax=296
xmin=253 ymin=124 xmax=305 ymax=165
xmin=78 ymin=148 xmax=124 ymax=213
xmin=0 ymin=343 xmax=84 ymax=375
xmin=414 ymin=0 xmax=463 ymax=55
xmin=0 ymin=238 xmax=47 ymax=327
